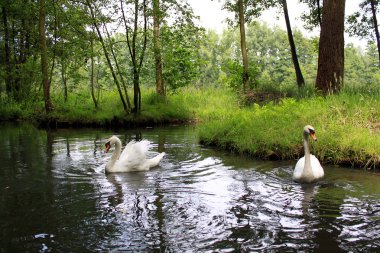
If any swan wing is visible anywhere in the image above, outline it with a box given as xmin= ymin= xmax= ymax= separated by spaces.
xmin=119 ymin=140 xmax=150 ymax=169
xmin=293 ymin=156 xmax=305 ymax=180
xmin=310 ymin=155 xmax=324 ymax=179
xmin=119 ymin=140 xmax=136 ymax=161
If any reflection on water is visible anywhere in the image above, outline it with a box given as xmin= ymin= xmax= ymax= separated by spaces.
xmin=0 ymin=122 xmax=379 ymax=252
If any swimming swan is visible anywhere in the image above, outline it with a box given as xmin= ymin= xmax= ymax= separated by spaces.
xmin=293 ymin=125 xmax=324 ymax=183
xmin=104 ymin=136 xmax=165 ymax=173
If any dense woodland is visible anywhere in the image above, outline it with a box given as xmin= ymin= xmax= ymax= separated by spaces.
xmin=0 ymin=0 xmax=380 ymax=116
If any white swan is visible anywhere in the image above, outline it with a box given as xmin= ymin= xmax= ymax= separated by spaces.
xmin=104 ymin=135 xmax=165 ymax=173
xmin=293 ymin=125 xmax=324 ymax=183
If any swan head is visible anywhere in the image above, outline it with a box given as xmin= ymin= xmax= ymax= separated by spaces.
xmin=104 ymin=135 xmax=119 ymax=153
xmin=303 ymin=125 xmax=317 ymax=141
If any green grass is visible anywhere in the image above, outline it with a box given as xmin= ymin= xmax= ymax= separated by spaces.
xmin=198 ymin=91 xmax=380 ymax=168
xmin=1 ymin=86 xmax=380 ymax=168
xmin=0 ymin=87 xmax=234 ymax=126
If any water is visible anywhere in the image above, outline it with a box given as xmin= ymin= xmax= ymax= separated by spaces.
xmin=0 ymin=122 xmax=379 ymax=252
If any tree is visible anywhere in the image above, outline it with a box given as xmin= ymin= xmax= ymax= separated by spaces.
xmin=223 ymin=0 xmax=264 ymax=93
xmin=53 ymin=0 xmax=94 ymax=104
xmin=104 ymin=23 xmax=132 ymax=111
xmin=282 ymin=0 xmax=305 ymax=88
xmin=2 ymin=2 xmax=11 ymax=96
xmin=161 ymin=24 xmax=203 ymax=91
xmin=238 ymin=0 xmax=249 ymax=92
xmin=316 ymin=0 xmax=346 ymax=94
xmin=153 ymin=0 xmax=165 ymax=96
xmin=347 ymin=0 xmax=380 ymax=68
xmin=121 ymin=0 xmax=148 ymax=113
xmin=370 ymin=0 xmax=380 ymax=67
xmin=197 ymin=30 xmax=223 ymax=87
xmin=363 ymin=42 xmax=380 ymax=84
xmin=90 ymin=35 xmax=99 ymax=109
xmin=1 ymin=0 xmax=39 ymax=101
xmin=86 ymin=0 xmax=129 ymax=112
xmin=39 ymin=0 xmax=53 ymax=113
xmin=300 ymin=0 xmax=323 ymax=30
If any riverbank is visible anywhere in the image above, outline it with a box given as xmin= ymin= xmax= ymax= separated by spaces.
xmin=198 ymin=92 xmax=380 ymax=169
xmin=0 ymin=89 xmax=198 ymax=127
xmin=0 ymin=88 xmax=235 ymax=128
xmin=1 ymin=87 xmax=380 ymax=168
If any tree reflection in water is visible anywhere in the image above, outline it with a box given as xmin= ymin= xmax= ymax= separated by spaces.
xmin=0 ymin=123 xmax=379 ymax=252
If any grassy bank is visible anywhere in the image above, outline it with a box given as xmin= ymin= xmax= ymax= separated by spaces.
xmin=1 ymin=87 xmax=380 ymax=168
xmin=0 ymin=89 xmax=185 ymax=126
xmin=0 ymin=87 xmax=234 ymax=127
xmin=198 ymin=91 xmax=380 ymax=169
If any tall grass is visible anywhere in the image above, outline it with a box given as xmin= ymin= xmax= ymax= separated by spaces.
xmin=2 ymin=85 xmax=380 ymax=168
xmin=0 ymin=87 xmax=237 ymax=126
xmin=198 ymin=90 xmax=380 ymax=168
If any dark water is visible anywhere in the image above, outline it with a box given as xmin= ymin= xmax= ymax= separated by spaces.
xmin=0 ymin=123 xmax=379 ymax=252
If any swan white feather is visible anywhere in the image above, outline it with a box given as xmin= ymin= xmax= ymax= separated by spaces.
xmin=104 ymin=136 xmax=165 ymax=173
xmin=293 ymin=125 xmax=324 ymax=183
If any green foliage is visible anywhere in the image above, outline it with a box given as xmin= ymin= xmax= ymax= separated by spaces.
xmin=198 ymin=22 xmax=377 ymax=98
xmin=2 ymin=80 xmax=380 ymax=168
xmin=195 ymin=30 xmax=223 ymax=87
xmin=220 ymin=58 xmax=259 ymax=90
xmin=2 ymin=0 xmax=380 ymax=170
xmin=223 ymin=0 xmax=278 ymax=25
xmin=199 ymin=23 xmax=318 ymax=92
xmin=198 ymin=89 xmax=380 ymax=168
xmin=0 ymin=99 xmax=26 ymax=120
xmin=0 ymin=86 xmax=234 ymax=127
xmin=161 ymin=25 xmax=204 ymax=91
xmin=346 ymin=0 xmax=380 ymax=40
xmin=0 ymin=0 xmax=92 ymax=102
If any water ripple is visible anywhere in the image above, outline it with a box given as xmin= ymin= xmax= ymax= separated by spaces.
xmin=1 ymin=125 xmax=379 ymax=252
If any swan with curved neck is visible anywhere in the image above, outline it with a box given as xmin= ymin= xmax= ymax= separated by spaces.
xmin=104 ymin=136 xmax=165 ymax=173
xmin=293 ymin=125 xmax=324 ymax=183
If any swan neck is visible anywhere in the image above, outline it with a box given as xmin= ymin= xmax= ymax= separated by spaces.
xmin=303 ymin=135 xmax=312 ymax=170
xmin=108 ymin=139 xmax=122 ymax=167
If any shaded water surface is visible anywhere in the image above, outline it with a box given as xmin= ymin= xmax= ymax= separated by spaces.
xmin=0 ymin=123 xmax=379 ymax=252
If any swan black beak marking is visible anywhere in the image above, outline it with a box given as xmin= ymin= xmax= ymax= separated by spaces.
xmin=104 ymin=142 xmax=111 ymax=153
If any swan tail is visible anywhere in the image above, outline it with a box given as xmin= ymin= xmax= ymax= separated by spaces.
xmin=147 ymin=152 xmax=166 ymax=168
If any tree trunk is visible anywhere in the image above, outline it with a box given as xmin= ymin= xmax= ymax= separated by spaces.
xmin=316 ymin=0 xmax=322 ymax=27
xmin=369 ymin=0 xmax=380 ymax=68
xmin=153 ymin=0 xmax=165 ymax=96
xmin=316 ymin=0 xmax=346 ymax=94
xmin=39 ymin=0 xmax=53 ymax=113
xmin=104 ymin=23 xmax=131 ymax=111
xmin=12 ymin=25 xmax=21 ymax=100
xmin=282 ymin=0 xmax=305 ymax=88
xmin=133 ymin=70 xmax=141 ymax=113
xmin=122 ymin=0 xmax=147 ymax=113
xmin=86 ymin=0 xmax=128 ymax=111
xmin=61 ymin=61 xmax=68 ymax=102
xmin=238 ymin=0 xmax=249 ymax=93
xmin=2 ymin=5 xmax=12 ymax=96
xmin=90 ymin=37 xmax=98 ymax=109
xmin=132 ymin=0 xmax=140 ymax=113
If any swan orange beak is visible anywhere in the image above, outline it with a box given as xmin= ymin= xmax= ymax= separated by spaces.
xmin=310 ymin=132 xmax=317 ymax=141
xmin=104 ymin=142 xmax=111 ymax=153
